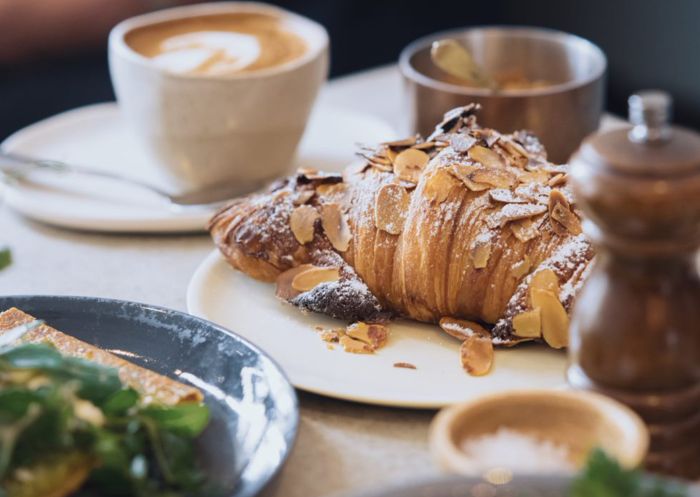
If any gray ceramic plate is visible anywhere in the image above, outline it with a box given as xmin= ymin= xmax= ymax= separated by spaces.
xmin=0 ymin=295 xmax=299 ymax=497
xmin=346 ymin=474 xmax=700 ymax=497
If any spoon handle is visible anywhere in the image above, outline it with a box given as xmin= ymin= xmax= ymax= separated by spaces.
xmin=0 ymin=150 xmax=172 ymax=200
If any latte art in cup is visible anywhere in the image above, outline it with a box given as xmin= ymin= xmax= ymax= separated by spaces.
xmin=110 ymin=3 xmax=328 ymax=197
xmin=125 ymin=13 xmax=307 ymax=76
xmin=153 ymin=31 xmax=261 ymax=74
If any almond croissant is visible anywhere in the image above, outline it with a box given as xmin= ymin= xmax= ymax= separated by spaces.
xmin=209 ymin=105 xmax=593 ymax=347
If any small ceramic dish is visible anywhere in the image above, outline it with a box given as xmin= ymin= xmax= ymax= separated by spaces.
xmin=429 ymin=389 xmax=649 ymax=475
xmin=343 ymin=474 xmax=700 ymax=497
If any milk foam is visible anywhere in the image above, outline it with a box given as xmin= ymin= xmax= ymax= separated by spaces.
xmin=153 ymin=31 xmax=261 ymax=75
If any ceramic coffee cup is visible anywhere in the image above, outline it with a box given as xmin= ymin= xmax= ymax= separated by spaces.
xmin=109 ymin=2 xmax=329 ymax=197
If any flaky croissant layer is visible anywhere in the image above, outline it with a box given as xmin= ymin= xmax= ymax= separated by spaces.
xmin=209 ymin=105 xmax=593 ymax=347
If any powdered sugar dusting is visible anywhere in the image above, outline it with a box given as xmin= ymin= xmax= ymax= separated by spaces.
xmin=211 ymin=105 xmax=595 ymax=351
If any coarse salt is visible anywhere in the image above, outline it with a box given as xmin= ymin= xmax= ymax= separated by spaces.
xmin=459 ymin=428 xmax=575 ymax=473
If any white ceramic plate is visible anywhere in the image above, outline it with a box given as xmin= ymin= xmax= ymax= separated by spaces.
xmin=1 ymin=102 xmax=396 ymax=233
xmin=187 ymin=250 xmax=568 ymax=408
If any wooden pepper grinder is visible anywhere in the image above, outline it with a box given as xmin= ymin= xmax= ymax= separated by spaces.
xmin=568 ymin=90 xmax=700 ymax=479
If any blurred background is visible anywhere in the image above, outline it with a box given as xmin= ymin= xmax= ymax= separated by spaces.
xmin=1 ymin=0 xmax=698 ymax=140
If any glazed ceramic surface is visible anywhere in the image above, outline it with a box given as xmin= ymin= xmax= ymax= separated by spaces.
xmin=187 ymin=251 xmax=568 ymax=408
xmin=0 ymin=295 xmax=298 ymax=497
xmin=109 ymin=2 xmax=329 ymax=194
xmin=343 ymin=475 xmax=700 ymax=497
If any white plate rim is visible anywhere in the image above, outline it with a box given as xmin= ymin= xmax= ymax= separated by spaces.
xmin=187 ymin=250 xmax=570 ymax=409
xmin=1 ymin=101 xmax=397 ymax=234
xmin=1 ymin=102 xmax=212 ymax=233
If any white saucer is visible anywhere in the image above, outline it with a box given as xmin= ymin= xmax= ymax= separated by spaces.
xmin=1 ymin=102 xmax=397 ymax=233
xmin=187 ymin=250 xmax=568 ymax=408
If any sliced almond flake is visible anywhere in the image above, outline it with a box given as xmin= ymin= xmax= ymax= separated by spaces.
xmin=472 ymin=128 xmax=501 ymax=147
xmin=518 ymin=169 xmax=550 ymax=185
xmin=340 ymin=335 xmax=374 ymax=354
xmin=386 ymin=147 xmax=399 ymax=164
xmin=292 ymin=190 xmax=315 ymax=206
xmin=374 ymin=150 xmax=389 ymax=159
xmin=289 ymin=205 xmax=319 ymax=244
xmin=514 ymin=183 xmax=551 ymax=206
xmin=428 ymin=111 xmax=462 ymax=140
xmin=291 ymin=266 xmax=341 ymax=292
xmin=316 ymin=183 xmax=347 ymax=197
xmin=393 ymin=362 xmax=417 ymax=369
xmin=512 ymin=308 xmax=542 ymax=338
xmin=450 ymin=134 xmax=477 ymax=153
xmin=511 ymin=255 xmax=533 ymax=279
xmin=413 ymin=141 xmax=438 ymax=150
xmin=551 ymin=203 xmax=582 ymax=235
xmin=321 ymin=203 xmax=351 ymax=252
xmin=346 ymin=322 xmax=389 ymax=349
xmin=470 ymin=167 xmax=517 ymax=188
xmin=495 ymin=142 xmax=528 ymax=169
xmin=529 ymin=268 xmax=560 ymax=296
xmin=276 ymin=264 xmax=315 ymax=300
xmin=548 ymin=189 xmax=582 ymax=235
xmin=370 ymin=162 xmax=393 ymax=172
xmin=487 ymin=203 xmax=548 ymax=229
xmin=355 ymin=152 xmax=377 ymax=162
xmin=375 ymin=183 xmax=410 ymax=235
xmin=357 ymin=153 xmax=392 ymax=171
xmin=460 ymin=335 xmax=494 ymax=376
xmin=468 ymin=145 xmax=506 ymax=169
xmin=382 ymin=135 xmax=419 ymax=148
xmin=530 ymin=288 xmax=569 ymax=349
xmin=548 ymin=173 xmax=567 ymax=187
xmin=501 ymin=137 xmax=530 ymax=159
xmin=369 ymin=155 xmax=391 ymax=166
xmin=442 ymin=104 xmax=473 ymax=122
xmin=549 ymin=184 xmax=569 ymax=201
xmin=489 ymin=188 xmax=528 ymax=204
xmin=439 ymin=317 xmax=490 ymax=341
xmin=449 ymin=164 xmax=490 ymax=192
xmin=510 ymin=214 xmax=544 ymax=242
xmin=423 ymin=168 xmax=455 ymax=203
xmin=393 ymin=148 xmax=429 ymax=183
xmin=532 ymin=163 xmax=568 ymax=174
xmin=470 ymin=239 xmax=491 ymax=269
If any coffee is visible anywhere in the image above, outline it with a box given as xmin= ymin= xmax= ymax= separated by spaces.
xmin=125 ymin=13 xmax=307 ymax=76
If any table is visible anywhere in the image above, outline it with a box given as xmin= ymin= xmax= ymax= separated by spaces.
xmin=0 ymin=65 xmax=441 ymax=497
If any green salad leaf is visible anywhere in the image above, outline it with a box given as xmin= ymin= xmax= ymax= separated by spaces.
xmin=141 ymin=403 xmax=211 ymax=437
xmin=0 ymin=246 xmax=10 ymax=271
xmin=573 ymin=449 xmax=687 ymax=497
xmin=0 ymin=343 xmax=213 ymax=497
xmin=101 ymin=388 xmax=140 ymax=417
